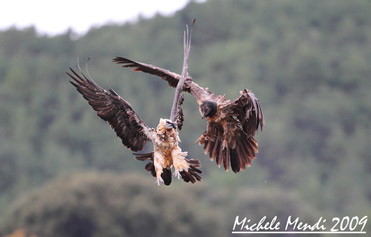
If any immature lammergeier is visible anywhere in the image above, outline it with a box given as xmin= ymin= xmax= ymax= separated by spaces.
xmin=66 ymin=20 xmax=201 ymax=185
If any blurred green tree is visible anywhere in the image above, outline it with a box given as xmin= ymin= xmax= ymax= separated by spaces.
xmin=0 ymin=172 xmax=223 ymax=237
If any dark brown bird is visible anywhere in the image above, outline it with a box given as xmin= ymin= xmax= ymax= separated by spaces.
xmin=112 ymin=57 xmax=264 ymax=173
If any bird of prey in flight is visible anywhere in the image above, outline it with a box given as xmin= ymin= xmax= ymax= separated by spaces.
xmin=66 ymin=20 xmax=201 ymax=185
xmin=113 ymin=49 xmax=264 ymax=174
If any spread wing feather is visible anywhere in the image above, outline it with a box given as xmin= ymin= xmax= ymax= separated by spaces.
xmin=222 ymin=89 xmax=265 ymax=136
xmin=113 ymin=57 xmax=212 ymax=102
xmin=113 ymin=57 xmax=187 ymax=91
xmin=66 ymin=67 xmax=153 ymax=152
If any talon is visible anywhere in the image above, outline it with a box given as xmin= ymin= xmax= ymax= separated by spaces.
xmin=155 ymin=176 xmax=164 ymax=186
xmin=173 ymin=170 xmax=181 ymax=179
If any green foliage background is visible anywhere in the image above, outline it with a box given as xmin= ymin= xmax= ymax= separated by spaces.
xmin=0 ymin=0 xmax=370 ymax=236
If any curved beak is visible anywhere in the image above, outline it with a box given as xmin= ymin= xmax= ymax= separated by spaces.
xmin=165 ymin=121 xmax=176 ymax=129
xmin=170 ymin=122 xmax=176 ymax=129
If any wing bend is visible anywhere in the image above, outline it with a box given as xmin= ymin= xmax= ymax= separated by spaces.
xmin=66 ymin=67 xmax=153 ymax=151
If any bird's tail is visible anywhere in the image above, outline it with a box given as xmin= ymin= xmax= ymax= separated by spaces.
xmin=197 ymin=130 xmax=258 ymax=173
xmin=133 ymin=152 xmax=202 ymax=185
xmin=180 ymin=158 xmax=202 ymax=183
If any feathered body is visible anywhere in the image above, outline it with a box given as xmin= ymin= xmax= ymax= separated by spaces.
xmin=150 ymin=118 xmax=195 ymax=184
xmin=194 ymin=90 xmax=261 ymax=172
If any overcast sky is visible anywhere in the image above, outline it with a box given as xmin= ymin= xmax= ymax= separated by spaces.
xmin=0 ymin=0 xmax=191 ymax=36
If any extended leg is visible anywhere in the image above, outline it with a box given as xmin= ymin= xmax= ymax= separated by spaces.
xmin=153 ymin=151 xmax=164 ymax=186
xmin=172 ymin=146 xmax=190 ymax=179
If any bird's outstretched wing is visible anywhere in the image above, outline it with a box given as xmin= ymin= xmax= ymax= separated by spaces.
xmin=112 ymin=57 xmax=210 ymax=102
xmin=221 ymin=89 xmax=265 ymax=136
xmin=112 ymin=57 xmax=185 ymax=91
xmin=66 ymin=67 xmax=153 ymax=152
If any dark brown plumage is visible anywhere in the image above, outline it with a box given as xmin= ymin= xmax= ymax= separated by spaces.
xmin=67 ymin=67 xmax=151 ymax=152
xmin=113 ymin=57 xmax=264 ymax=173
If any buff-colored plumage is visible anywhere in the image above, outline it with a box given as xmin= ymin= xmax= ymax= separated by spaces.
xmin=151 ymin=118 xmax=191 ymax=185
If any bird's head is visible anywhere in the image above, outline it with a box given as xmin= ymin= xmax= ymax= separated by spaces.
xmin=200 ymin=101 xmax=218 ymax=118
xmin=159 ymin=118 xmax=176 ymax=130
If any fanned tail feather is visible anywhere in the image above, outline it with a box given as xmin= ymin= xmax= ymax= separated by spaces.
xmin=198 ymin=131 xmax=258 ymax=173
xmin=133 ymin=152 xmax=202 ymax=185
xmin=180 ymin=159 xmax=202 ymax=183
